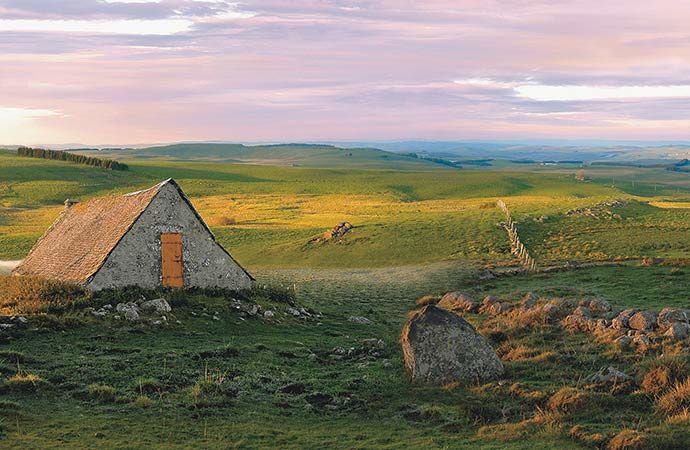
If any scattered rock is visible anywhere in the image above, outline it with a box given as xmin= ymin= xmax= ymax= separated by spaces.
xmin=348 ymin=316 xmax=372 ymax=325
xmin=657 ymin=308 xmax=690 ymax=331
xmin=585 ymin=366 xmax=632 ymax=386
xmin=116 ymin=303 xmax=140 ymax=321
xmin=401 ymin=305 xmax=504 ymax=385
xmin=479 ymin=295 xmax=500 ymax=314
xmin=139 ymin=298 xmax=171 ymax=314
xmin=629 ymin=311 xmax=657 ymax=331
xmin=521 ymin=292 xmax=539 ymax=309
xmin=264 ymin=310 xmax=275 ymax=319
xmin=611 ymin=309 xmax=636 ymax=330
xmin=588 ymin=298 xmax=612 ymax=314
xmin=664 ymin=322 xmax=690 ymax=340
xmin=437 ymin=292 xmax=478 ymax=313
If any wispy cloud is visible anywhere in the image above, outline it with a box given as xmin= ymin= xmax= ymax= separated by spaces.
xmin=1 ymin=0 xmax=690 ymax=143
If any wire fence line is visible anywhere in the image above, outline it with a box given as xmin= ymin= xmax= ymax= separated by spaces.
xmin=497 ymin=200 xmax=537 ymax=271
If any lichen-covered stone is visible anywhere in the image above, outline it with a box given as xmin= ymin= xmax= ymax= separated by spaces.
xmin=437 ymin=292 xmax=478 ymax=313
xmin=401 ymin=305 xmax=504 ymax=385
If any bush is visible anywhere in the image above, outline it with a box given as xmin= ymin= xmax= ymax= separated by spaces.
xmin=87 ymin=383 xmax=117 ymax=403
xmin=5 ymin=372 xmax=49 ymax=393
xmin=0 ymin=276 xmax=90 ymax=315
xmin=656 ymin=378 xmax=690 ymax=417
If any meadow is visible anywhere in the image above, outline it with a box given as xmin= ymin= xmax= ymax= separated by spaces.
xmin=3 ymin=148 xmax=690 ymax=448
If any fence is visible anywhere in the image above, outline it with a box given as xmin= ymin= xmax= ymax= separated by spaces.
xmin=497 ymin=200 xmax=537 ymax=271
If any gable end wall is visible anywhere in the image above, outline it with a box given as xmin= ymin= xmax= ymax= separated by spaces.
xmin=87 ymin=183 xmax=252 ymax=291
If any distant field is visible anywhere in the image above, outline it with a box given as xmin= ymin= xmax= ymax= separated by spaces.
xmin=4 ymin=150 xmax=690 ymax=269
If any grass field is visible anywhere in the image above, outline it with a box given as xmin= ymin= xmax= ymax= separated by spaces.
xmin=4 ymin=148 xmax=690 ymax=448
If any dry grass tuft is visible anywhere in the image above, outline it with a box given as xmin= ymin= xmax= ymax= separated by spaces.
xmin=569 ymin=425 xmax=606 ymax=447
xmin=415 ymin=295 xmax=440 ymax=306
xmin=547 ymin=387 xmax=587 ymax=414
xmin=640 ymin=356 xmax=689 ymax=396
xmin=607 ymin=429 xmax=647 ymax=450
xmin=656 ymin=378 xmax=690 ymax=417
xmin=5 ymin=372 xmax=49 ymax=392
xmin=0 ymin=275 xmax=89 ymax=315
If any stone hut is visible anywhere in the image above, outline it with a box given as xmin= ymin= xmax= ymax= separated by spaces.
xmin=13 ymin=179 xmax=253 ymax=291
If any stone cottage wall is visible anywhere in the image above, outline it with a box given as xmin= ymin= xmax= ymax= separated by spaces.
xmin=87 ymin=183 xmax=252 ymax=291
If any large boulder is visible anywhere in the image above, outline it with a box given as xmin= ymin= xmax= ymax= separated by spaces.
xmin=139 ymin=298 xmax=172 ymax=314
xmin=401 ymin=305 xmax=504 ymax=385
xmin=437 ymin=292 xmax=478 ymax=313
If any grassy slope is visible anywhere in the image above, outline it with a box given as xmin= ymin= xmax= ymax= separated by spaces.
xmin=75 ymin=143 xmax=447 ymax=169
xmin=5 ymin=152 xmax=690 ymax=447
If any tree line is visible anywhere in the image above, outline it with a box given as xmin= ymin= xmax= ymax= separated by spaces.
xmin=17 ymin=146 xmax=128 ymax=171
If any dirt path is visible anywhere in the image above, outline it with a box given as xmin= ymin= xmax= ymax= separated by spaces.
xmin=0 ymin=260 xmax=21 ymax=275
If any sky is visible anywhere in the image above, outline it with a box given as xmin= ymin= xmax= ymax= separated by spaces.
xmin=1 ymin=1 xmax=690 ymax=145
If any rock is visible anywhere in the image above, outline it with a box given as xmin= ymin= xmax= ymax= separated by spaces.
xmin=611 ymin=309 xmax=636 ymax=330
xmin=479 ymin=295 xmax=500 ymax=314
xmin=264 ymin=310 xmax=275 ymax=319
xmin=362 ymin=338 xmax=386 ymax=349
xmin=657 ymin=308 xmax=690 ymax=331
xmin=487 ymin=302 xmax=513 ymax=316
xmin=614 ymin=335 xmax=632 ymax=348
xmin=401 ymin=305 xmax=504 ymax=385
xmin=664 ymin=322 xmax=690 ymax=340
xmin=287 ymin=308 xmax=302 ymax=317
xmin=521 ymin=292 xmax=539 ymax=309
xmin=139 ymin=298 xmax=171 ymax=314
xmin=589 ymin=298 xmax=612 ymax=314
xmin=348 ymin=316 xmax=372 ymax=325
xmin=629 ymin=311 xmax=657 ymax=331
xmin=382 ymin=359 xmax=392 ymax=368
xmin=573 ymin=306 xmax=591 ymax=319
xmin=116 ymin=303 xmax=140 ymax=321
xmin=437 ymin=292 xmax=478 ymax=313
xmin=212 ymin=315 xmax=220 ymax=321
xmin=586 ymin=366 xmax=632 ymax=386
xmin=541 ymin=303 xmax=565 ymax=323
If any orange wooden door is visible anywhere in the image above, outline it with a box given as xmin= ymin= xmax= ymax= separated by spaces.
xmin=161 ymin=233 xmax=184 ymax=288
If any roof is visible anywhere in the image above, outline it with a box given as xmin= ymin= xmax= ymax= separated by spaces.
xmin=13 ymin=178 xmax=253 ymax=284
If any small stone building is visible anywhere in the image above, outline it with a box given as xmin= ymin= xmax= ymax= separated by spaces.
xmin=13 ymin=179 xmax=253 ymax=291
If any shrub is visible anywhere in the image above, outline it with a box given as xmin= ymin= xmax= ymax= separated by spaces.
xmin=607 ymin=429 xmax=647 ymax=450
xmin=87 ymin=383 xmax=117 ymax=403
xmin=0 ymin=276 xmax=89 ymax=315
xmin=5 ymin=372 xmax=49 ymax=393
xmin=656 ymin=378 xmax=690 ymax=417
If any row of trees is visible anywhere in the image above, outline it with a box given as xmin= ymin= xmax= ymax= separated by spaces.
xmin=17 ymin=146 xmax=128 ymax=171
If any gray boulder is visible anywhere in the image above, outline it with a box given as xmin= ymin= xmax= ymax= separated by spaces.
xmin=437 ymin=292 xmax=478 ymax=313
xmin=401 ymin=305 xmax=504 ymax=385
xmin=116 ymin=302 xmax=140 ymax=321
xmin=585 ymin=366 xmax=632 ymax=386
xmin=139 ymin=298 xmax=171 ymax=314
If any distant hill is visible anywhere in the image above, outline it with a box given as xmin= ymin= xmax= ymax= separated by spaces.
xmin=70 ymin=143 xmax=453 ymax=170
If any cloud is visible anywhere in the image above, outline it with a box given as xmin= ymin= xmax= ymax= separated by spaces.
xmin=0 ymin=18 xmax=193 ymax=35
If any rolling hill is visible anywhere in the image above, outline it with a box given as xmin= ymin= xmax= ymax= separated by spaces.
xmin=70 ymin=143 xmax=451 ymax=169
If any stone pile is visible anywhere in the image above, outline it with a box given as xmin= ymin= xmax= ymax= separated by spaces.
xmin=437 ymin=290 xmax=690 ymax=353
xmin=309 ymin=221 xmax=354 ymax=245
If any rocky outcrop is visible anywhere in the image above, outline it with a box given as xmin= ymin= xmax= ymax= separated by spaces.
xmin=309 ymin=222 xmax=354 ymax=245
xmin=401 ymin=305 xmax=504 ymax=385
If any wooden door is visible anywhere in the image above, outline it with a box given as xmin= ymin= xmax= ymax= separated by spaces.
xmin=161 ymin=233 xmax=184 ymax=288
